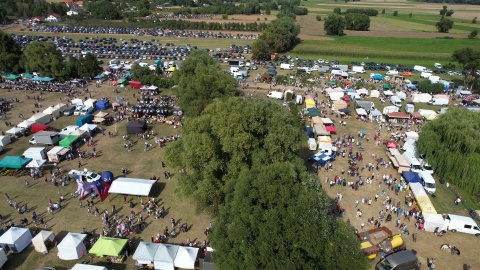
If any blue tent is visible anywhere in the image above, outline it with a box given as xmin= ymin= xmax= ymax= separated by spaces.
xmin=94 ymin=74 xmax=105 ymax=79
xmin=121 ymin=72 xmax=132 ymax=79
xmin=268 ymin=66 xmax=276 ymax=72
xmin=372 ymin=74 xmax=383 ymax=80
xmin=402 ymin=171 xmax=421 ymax=183
xmin=406 ymin=84 xmax=417 ymax=90
xmin=310 ymin=152 xmax=335 ymax=165
xmin=96 ymin=100 xmax=109 ymax=110
xmin=76 ymin=114 xmax=93 ymax=127
xmin=304 ymin=126 xmax=314 ymax=138
xmin=31 ymin=76 xmax=54 ymax=82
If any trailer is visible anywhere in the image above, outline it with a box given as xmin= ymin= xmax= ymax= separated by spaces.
xmin=47 ymin=146 xmax=70 ymax=163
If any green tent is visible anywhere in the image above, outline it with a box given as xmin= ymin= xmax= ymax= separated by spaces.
xmin=59 ymin=135 xmax=79 ymax=148
xmin=305 ymin=107 xmax=321 ymax=117
xmin=5 ymin=74 xmax=20 ymax=80
xmin=328 ymin=81 xmax=336 ymax=85
xmin=22 ymin=73 xmax=33 ymax=79
xmin=383 ymin=84 xmax=391 ymax=89
xmin=89 ymin=237 xmax=128 ymax=256
xmin=117 ymin=78 xmax=127 ymax=84
xmin=0 ymin=156 xmax=32 ymax=169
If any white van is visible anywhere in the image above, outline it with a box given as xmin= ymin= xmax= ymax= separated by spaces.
xmin=352 ymin=66 xmax=365 ymax=73
xmin=414 ymin=65 xmax=427 ymax=72
xmin=418 ymin=171 xmax=436 ymax=194
xmin=80 ymin=106 xmax=94 ymax=115
xmin=73 ymin=106 xmax=83 ymax=116
xmin=402 ymin=153 xmax=422 ymax=172
xmin=427 ymin=98 xmax=448 ymax=106
xmin=267 ymin=91 xmax=284 ymax=100
xmin=420 ymin=72 xmax=432 ymax=78
xmin=308 ymin=138 xmax=317 ymax=150
xmin=280 ymin=63 xmax=292 ymax=70
xmin=434 ymin=63 xmax=442 ymax=69
xmin=390 ymin=96 xmax=402 ymax=107
xmin=446 ymin=214 xmax=480 ymax=236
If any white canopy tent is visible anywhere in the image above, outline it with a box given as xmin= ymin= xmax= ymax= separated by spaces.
xmin=79 ymin=124 xmax=97 ymax=132
xmin=43 ymin=106 xmax=61 ymax=118
xmin=411 ymin=93 xmax=432 ymax=103
xmin=26 ymin=159 xmax=46 ymax=168
xmin=47 ymin=146 xmax=69 ymax=163
xmin=383 ymin=90 xmax=394 ymax=96
xmin=174 ymin=246 xmax=199 ymax=269
xmin=84 ymin=98 xmax=97 ymax=108
xmin=0 ymin=227 xmax=32 ymax=253
xmin=17 ymin=120 xmax=35 ymax=129
xmin=28 ymin=112 xmax=51 ymax=124
xmin=154 ymin=244 xmax=179 ymax=270
xmin=109 ymin=178 xmax=156 ymax=196
xmin=355 ymin=108 xmax=367 ymax=116
xmin=5 ymin=127 xmax=24 ymax=135
xmin=53 ymin=103 xmax=67 ymax=112
xmin=71 ymin=99 xmax=83 ymax=106
xmin=0 ymin=136 xmax=11 ymax=147
xmin=133 ymin=242 xmax=159 ymax=265
xmin=405 ymin=131 xmax=419 ymax=141
xmin=370 ymin=90 xmax=380 ymax=98
xmin=57 ymin=233 xmax=87 ymax=260
xmin=357 ymin=88 xmax=369 ymax=96
xmin=423 ymin=213 xmax=449 ymax=232
xmin=71 ymin=264 xmax=108 ymax=270
xmin=0 ymin=248 xmax=7 ymax=269
xmin=148 ymin=85 xmax=158 ymax=90
xmin=382 ymin=106 xmax=399 ymax=115
xmin=32 ymin=230 xmax=55 ymax=254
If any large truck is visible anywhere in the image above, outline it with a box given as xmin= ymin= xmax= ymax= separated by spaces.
xmin=357 ymin=227 xmax=406 ymax=260
xmin=29 ymin=131 xmax=61 ymax=146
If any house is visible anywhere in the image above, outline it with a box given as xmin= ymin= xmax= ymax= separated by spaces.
xmin=46 ymin=14 xmax=62 ymax=22
xmin=31 ymin=17 xmax=45 ymax=23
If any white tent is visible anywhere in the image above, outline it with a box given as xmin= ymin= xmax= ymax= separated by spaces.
xmin=26 ymin=159 xmax=47 ymax=168
xmin=382 ymin=106 xmax=399 ymax=115
xmin=57 ymin=233 xmax=87 ymax=260
xmin=79 ymin=124 xmax=97 ymax=132
xmin=0 ymin=248 xmax=7 ymax=269
xmin=53 ymin=103 xmax=67 ymax=112
xmin=154 ymin=244 xmax=179 ymax=270
xmin=174 ymin=246 xmax=199 ymax=269
xmin=27 ymin=112 xmax=51 ymax=124
xmin=355 ymin=108 xmax=367 ymax=116
xmin=423 ymin=213 xmax=449 ymax=232
xmin=383 ymin=90 xmax=394 ymax=96
xmin=5 ymin=127 xmax=24 ymax=135
xmin=0 ymin=135 xmax=11 ymax=147
xmin=32 ymin=230 xmax=55 ymax=254
xmin=84 ymin=98 xmax=97 ymax=108
xmin=411 ymin=93 xmax=432 ymax=103
xmin=328 ymin=92 xmax=344 ymax=101
xmin=405 ymin=131 xmax=419 ymax=141
xmin=148 ymin=85 xmax=158 ymax=90
xmin=72 ymin=99 xmax=83 ymax=106
xmin=0 ymin=227 xmax=32 ymax=253
xmin=133 ymin=242 xmax=160 ymax=265
xmin=370 ymin=90 xmax=380 ymax=98
xmin=418 ymin=109 xmax=437 ymax=120
xmin=17 ymin=120 xmax=35 ymax=129
xmin=357 ymin=88 xmax=369 ymax=96
xmin=109 ymin=178 xmax=156 ymax=196
xmin=71 ymin=264 xmax=108 ymax=270
xmin=43 ymin=106 xmax=61 ymax=118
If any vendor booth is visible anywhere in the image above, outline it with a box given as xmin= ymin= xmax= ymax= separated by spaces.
xmin=409 ymin=182 xmax=437 ymax=214
xmin=0 ymin=248 xmax=7 ymax=269
xmin=0 ymin=136 xmax=11 ymax=147
xmin=0 ymin=156 xmax=32 ymax=169
xmin=422 ymin=213 xmax=449 ymax=232
xmin=174 ymin=246 xmax=199 ymax=270
xmin=28 ymin=112 xmax=51 ymax=124
xmin=57 ymin=232 xmax=87 ymax=260
xmin=5 ymin=127 xmax=24 ymax=136
xmin=127 ymin=120 xmax=147 ymax=134
xmin=89 ymin=237 xmax=128 ymax=258
xmin=17 ymin=120 xmax=35 ymax=129
xmin=47 ymin=146 xmax=70 ymax=163
xmin=0 ymin=227 xmax=32 ymax=253
xmin=108 ymin=178 xmax=155 ymax=197
xmin=154 ymin=244 xmax=179 ymax=270
xmin=133 ymin=242 xmax=160 ymax=266
xmin=32 ymin=230 xmax=55 ymax=254
xmin=43 ymin=106 xmax=61 ymax=118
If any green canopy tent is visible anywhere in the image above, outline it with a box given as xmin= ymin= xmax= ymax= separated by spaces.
xmin=59 ymin=135 xmax=80 ymax=148
xmin=0 ymin=156 xmax=32 ymax=169
xmin=305 ymin=107 xmax=321 ymax=117
xmin=89 ymin=237 xmax=128 ymax=257
xmin=328 ymin=81 xmax=336 ymax=85
xmin=116 ymin=78 xmax=127 ymax=85
xmin=383 ymin=84 xmax=391 ymax=89
xmin=5 ymin=74 xmax=20 ymax=80
xmin=22 ymin=73 xmax=33 ymax=79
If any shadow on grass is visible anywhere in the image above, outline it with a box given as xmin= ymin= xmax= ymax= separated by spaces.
xmin=4 ymin=245 xmax=34 ymax=270
xmin=150 ymin=182 xmax=165 ymax=198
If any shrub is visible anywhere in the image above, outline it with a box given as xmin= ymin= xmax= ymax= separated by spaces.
xmin=393 ymin=11 xmax=398 ymax=16
xmin=344 ymin=8 xmax=378 ymax=16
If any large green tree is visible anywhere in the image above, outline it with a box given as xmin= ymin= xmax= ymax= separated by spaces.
xmin=436 ymin=18 xmax=454 ymax=33
xmin=165 ymin=97 xmax=303 ymax=211
xmin=172 ymin=51 xmax=238 ymax=117
xmin=77 ymin=53 xmax=102 ymax=79
xmin=252 ymin=16 xmax=300 ymax=60
xmin=418 ymin=80 xmax=445 ymax=94
xmin=417 ymin=108 xmax=480 ymax=195
xmin=345 ymin=13 xmax=370 ymax=31
xmin=324 ymin=14 xmax=346 ymax=36
xmin=21 ymin=41 xmax=66 ymax=80
xmin=0 ymin=31 xmax=22 ymax=72
xmin=210 ymin=162 xmax=353 ymax=269
xmin=451 ymin=47 xmax=480 ymax=89
xmin=87 ymin=1 xmax=122 ymax=20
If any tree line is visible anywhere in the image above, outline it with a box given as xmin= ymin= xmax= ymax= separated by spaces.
xmin=164 ymin=50 xmax=368 ymax=269
xmin=414 ymin=0 xmax=480 ymax=4
xmin=0 ymin=32 xmax=101 ymax=80
xmin=0 ymin=0 xmax=67 ymax=24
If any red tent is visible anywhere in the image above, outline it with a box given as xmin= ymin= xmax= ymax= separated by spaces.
xmin=386 ymin=141 xmax=397 ymax=149
xmin=325 ymin=126 xmax=336 ymax=133
xmin=31 ymin=123 xmax=52 ymax=133
xmin=129 ymin=81 xmax=142 ymax=89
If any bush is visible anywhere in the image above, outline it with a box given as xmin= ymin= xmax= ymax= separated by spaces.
xmin=316 ymin=15 xmax=322 ymax=21
xmin=222 ymin=14 xmax=228 ymax=20
xmin=393 ymin=11 xmax=398 ymax=16
xmin=344 ymin=8 xmax=378 ymax=16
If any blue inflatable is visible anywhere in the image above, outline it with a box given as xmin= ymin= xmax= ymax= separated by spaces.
xmin=101 ymin=171 xmax=114 ymax=182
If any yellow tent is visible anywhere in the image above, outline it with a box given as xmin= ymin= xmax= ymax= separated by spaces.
xmin=317 ymin=136 xmax=332 ymax=143
xmin=416 ymin=196 xmax=437 ymax=214
xmin=305 ymin=99 xmax=315 ymax=108
xmin=166 ymin=66 xmax=177 ymax=72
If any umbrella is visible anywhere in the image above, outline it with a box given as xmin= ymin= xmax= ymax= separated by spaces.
xmin=373 ymin=74 xmax=383 ymax=80
xmin=360 ymin=129 xmax=366 ymax=134
xmin=328 ymin=81 xmax=336 ymax=85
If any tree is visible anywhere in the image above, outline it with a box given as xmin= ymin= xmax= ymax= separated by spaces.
xmin=316 ymin=15 xmax=322 ymax=21
xmin=345 ymin=13 xmax=370 ymax=31
xmin=65 ymin=56 xmax=79 ymax=78
xmin=439 ymin=5 xmax=448 ymax=16
xmin=252 ymin=17 xmax=300 ymax=60
xmin=382 ymin=9 xmax=385 ymax=15
xmin=131 ymin=64 xmax=153 ymax=81
xmin=172 ymin=51 xmax=238 ymax=117
xmin=409 ymin=13 xmax=413 ymax=18
xmin=451 ymin=47 xmax=480 ymax=89
xmin=436 ymin=18 xmax=454 ymax=33
xmin=468 ymin=29 xmax=478 ymax=39
xmin=417 ymin=108 xmax=480 ymax=195
xmin=165 ymin=97 xmax=304 ymax=211
xmin=0 ymin=31 xmax=22 ymax=72
xmin=252 ymin=39 xmax=271 ymax=60
xmin=21 ymin=41 xmax=66 ymax=80
xmin=324 ymin=14 xmax=345 ymax=36
xmin=87 ymin=1 xmax=122 ymax=20
xmin=333 ymin=7 xmax=341 ymax=14
xmin=210 ymin=162 xmax=333 ymax=269
xmin=393 ymin=11 xmax=398 ymax=16
xmin=77 ymin=53 xmax=102 ymax=79
xmin=473 ymin=17 xmax=477 ymax=24
xmin=417 ymin=80 xmax=444 ymax=94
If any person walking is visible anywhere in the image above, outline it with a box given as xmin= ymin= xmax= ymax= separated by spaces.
xmin=412 ymin=233 xmax=417 ymax=242
xmin=78 ymin=160 xmax=82 ymax=168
